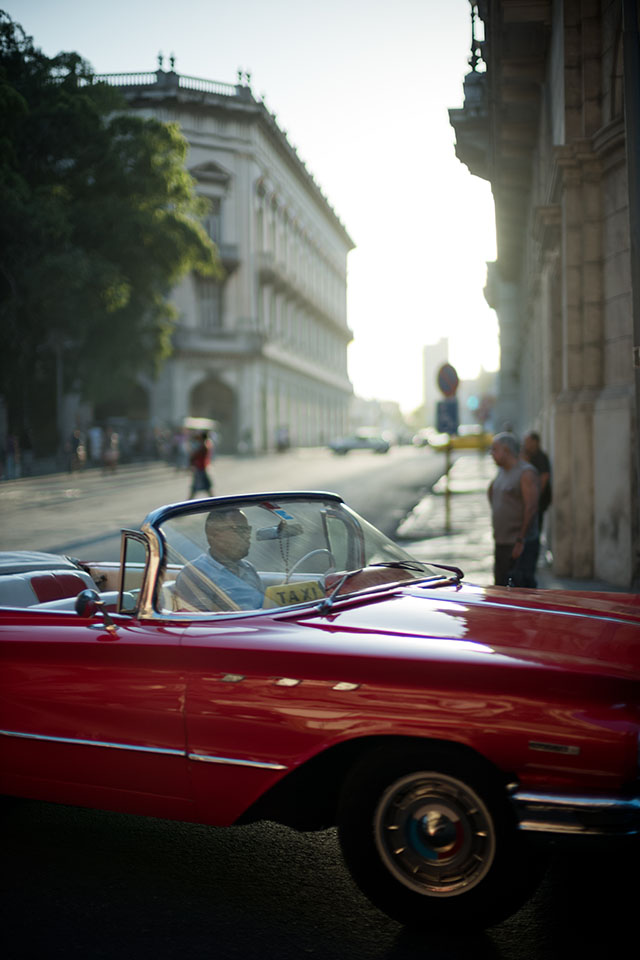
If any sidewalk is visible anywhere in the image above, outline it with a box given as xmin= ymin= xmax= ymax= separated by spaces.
xmin=396 ymin=452 xmax=628 ymax=593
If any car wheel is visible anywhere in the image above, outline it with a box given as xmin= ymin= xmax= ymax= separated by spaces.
xmin=338 ymin=744 xmax=543 ymax=930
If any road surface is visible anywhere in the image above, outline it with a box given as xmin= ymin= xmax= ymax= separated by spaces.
xmin=0 ymin=445 xmax=444 ymax=558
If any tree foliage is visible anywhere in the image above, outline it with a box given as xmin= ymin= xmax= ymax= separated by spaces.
xmin=0 ymin=12 xmax=221 ymax=448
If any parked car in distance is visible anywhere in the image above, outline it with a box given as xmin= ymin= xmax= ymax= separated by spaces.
xmin=1 ymin=490 xmax=639 ymax=931
xmin=328 ymin=428 xmax=390 ymax=455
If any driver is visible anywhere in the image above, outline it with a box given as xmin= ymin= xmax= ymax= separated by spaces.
xmin=175 ymin=508 xmax=264 ymax=611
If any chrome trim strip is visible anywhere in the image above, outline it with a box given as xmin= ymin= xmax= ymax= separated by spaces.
xmin=528 ymin=740 xmax=580 ymax=756
xmin=188 ymin=752 xmax=288 ymax=770
xmin=0 ymin=728 xmax=288 ymax=771
xmin=0 ymin=729 xmax=183 ymax=757
xmin=510 ymin=787 xmax=640 ymax=836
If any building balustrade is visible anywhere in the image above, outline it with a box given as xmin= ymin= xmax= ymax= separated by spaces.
xmin=177 ymin=74 xmax=239 ymax=97
xmin=173 ymin=324 xmax=265 ymax=357
xmin=93 ymin=71 xmax=239 ymax=99
xmin=92 ymin=72 xmax=158 ymax=86
xmin=263 ymin=341 xmax=351 ymax=392
xmin=257 ymin=251 xmax=347 ymax=333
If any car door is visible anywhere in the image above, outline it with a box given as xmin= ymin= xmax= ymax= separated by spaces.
xmin=0 ymin=603 xmax=190 ymax=820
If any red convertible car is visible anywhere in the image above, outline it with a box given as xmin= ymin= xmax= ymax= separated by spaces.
xmin=1 ymin=491 xmax=639 ymax=929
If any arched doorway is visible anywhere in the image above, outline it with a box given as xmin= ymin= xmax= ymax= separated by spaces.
xmin=190 ymin=376 xmax=236 ymax=453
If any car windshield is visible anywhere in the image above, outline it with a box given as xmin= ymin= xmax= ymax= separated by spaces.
xmin=156 ymin=495 xmax=440 ymax=616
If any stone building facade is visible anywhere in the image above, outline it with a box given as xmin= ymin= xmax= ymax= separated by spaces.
xmin=98 ymin=66 xmax=354 ymax=453
xmin=450 ymin=0 xmax=639 ymax=586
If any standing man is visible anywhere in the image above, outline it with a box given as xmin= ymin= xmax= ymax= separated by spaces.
xmin=488 ymin=433 xmax=540 ymax=587
xmin=523 ymin=431 xmax=552 ymax=537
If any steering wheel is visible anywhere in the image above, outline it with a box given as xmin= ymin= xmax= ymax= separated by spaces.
xmin=285 ymin=548 xmax=335 ymax=582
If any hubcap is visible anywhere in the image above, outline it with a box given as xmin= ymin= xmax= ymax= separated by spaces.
xmin=374 ymin=771 xmax=496 ymax=898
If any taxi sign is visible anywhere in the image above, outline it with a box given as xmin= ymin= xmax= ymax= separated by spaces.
xmin=265 ymin=580 xmax=325 ymax=606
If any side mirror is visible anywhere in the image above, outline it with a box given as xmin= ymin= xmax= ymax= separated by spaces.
xmin=75 ymin=589 xmax=118 ymax=636
xmin=75 ymin=589 xmax=100 ymax=618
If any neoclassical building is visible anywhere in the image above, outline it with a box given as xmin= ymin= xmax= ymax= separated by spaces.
xmin=98 ymin=64 xmax=354 ymax=452
xmin=450 ymin=0 xmax=639 ymax=587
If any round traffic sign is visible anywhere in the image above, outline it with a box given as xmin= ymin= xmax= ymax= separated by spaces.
xmin=437 ymin=363 xmax=459 ymax=397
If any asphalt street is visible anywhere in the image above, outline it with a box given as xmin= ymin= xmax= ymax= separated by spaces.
xmin=1 ymin=795 xmax=636 ymax=960
xmin=0 ymin=445 xmax=445 ymax=558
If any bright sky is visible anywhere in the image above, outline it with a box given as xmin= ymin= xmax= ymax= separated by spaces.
xmin=10 ymin=0 xmax=498 ymax=413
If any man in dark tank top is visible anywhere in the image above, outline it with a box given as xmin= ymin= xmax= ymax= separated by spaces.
xmin=488 ymin=433 xmax=540 ymax=587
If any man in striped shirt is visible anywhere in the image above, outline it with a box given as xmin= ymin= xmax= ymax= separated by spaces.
xmin=175 ymin=508 xmax=264 ymax=611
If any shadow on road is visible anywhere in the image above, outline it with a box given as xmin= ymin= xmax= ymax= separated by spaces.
xmin=2 ymin=799 xmax=636 ymax=960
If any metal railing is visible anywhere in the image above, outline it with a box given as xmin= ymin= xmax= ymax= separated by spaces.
xmin=93 ymin=72 xmax=157 ymax=86
xmin=178 ymin=75 xmax=237 ymax=97
xmin=92 ymin=71 xmax=238 ymax=99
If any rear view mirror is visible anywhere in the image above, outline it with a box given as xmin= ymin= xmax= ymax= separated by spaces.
xmin=256 ymin=521 xmax=303 ymax=541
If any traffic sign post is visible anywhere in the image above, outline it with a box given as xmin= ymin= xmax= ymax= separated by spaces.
xmin=437 ymin=363 xmax=459 ymax=398
xmin=436 ymin=398 xmax=459 ymax=435
xmin=435 ymin=363 xmax=460 ymax=533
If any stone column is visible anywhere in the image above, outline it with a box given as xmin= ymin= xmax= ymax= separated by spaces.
xmin=553 ymin=142 xmax=604 ymax=578
xmin=236 ymin=362 xmax=261 ymax=454
xmin=484 ymin=264 xmax=521 ymax=431
xmin=554 ymin=150 xmax=584 ymax=576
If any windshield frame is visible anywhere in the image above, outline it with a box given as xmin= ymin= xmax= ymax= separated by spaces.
xmin=133 ymin=491 xmax=444 ymax=620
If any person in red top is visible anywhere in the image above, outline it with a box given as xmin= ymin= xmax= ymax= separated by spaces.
xmin=189 ymin=432 xmax=213 ymax=498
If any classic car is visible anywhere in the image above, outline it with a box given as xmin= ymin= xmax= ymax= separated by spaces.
xmin=1 ymin=490 xmax=639 ymax=930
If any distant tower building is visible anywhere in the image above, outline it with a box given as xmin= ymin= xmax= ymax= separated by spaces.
xmin=96 ymin=64 xmax=354 ymax=451
xmin=422 ymin=339 xmax=449 ymax=426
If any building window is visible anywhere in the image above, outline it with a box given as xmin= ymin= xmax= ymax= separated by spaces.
xmin=203 ymin=198 xmax=222 ymax=244
xmin=198 ymin=278 xmax=222 ymax=331
xmin=256 ymin=204 xmax=264 ymax=251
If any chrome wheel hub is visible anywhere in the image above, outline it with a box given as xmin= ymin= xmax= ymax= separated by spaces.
xmin=374 ymin=771 xmax=496 ymax=897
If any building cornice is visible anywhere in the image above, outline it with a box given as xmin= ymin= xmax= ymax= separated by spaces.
xmin=262 ymin=343 xmax=353 ymax=393
xmin=450 ymin=1 xmax=552 ymax=283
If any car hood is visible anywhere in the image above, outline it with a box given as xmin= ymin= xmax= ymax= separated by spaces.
xmin=297 ymin=582 xmax=640 ymax=680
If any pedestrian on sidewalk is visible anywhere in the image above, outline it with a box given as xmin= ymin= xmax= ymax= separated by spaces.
xmin=188 ymin=431 xmax=214 ymax=499
xmin=488 ymin=432 xmax=540 ymax=587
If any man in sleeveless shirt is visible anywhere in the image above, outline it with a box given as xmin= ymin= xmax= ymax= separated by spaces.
xmin=488 ymin=433 xmax=540 ymax=587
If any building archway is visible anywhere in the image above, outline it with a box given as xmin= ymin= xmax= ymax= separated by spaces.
xmin=190 ymin=375 xmax=236 ymax=453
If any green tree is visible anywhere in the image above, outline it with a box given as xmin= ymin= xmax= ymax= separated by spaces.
xmin=0 ymin=11 xmax=221 ymax=453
